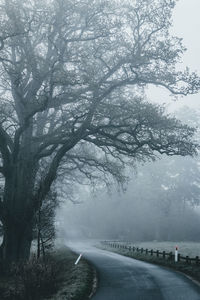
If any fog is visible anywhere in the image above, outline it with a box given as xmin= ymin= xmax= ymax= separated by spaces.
xmin=57 ymin=153 xmax=200 ymax=242
xmin=148 ymin=0 xmax=200 ymax=112
xmin=57 ymin=104 xmax=200 ymax=242
xmin=55 ymin=0 xmax=200 ymax=243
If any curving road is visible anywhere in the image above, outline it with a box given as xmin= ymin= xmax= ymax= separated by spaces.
xmin=67 ymin=241 xmax=200 ymax=300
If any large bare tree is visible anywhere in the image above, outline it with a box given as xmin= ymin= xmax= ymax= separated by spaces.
xmin=0 ymin=0 xmax=199 ymax=264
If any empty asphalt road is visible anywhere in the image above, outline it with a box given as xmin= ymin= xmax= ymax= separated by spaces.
xmin=67 ymin=241 xmax=200 ymax=300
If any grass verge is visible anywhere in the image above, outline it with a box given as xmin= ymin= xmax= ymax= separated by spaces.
xmin=99 ymin=244 xmax=200 ymax=284
xmin=48 ymin=246 xmax=96 ymax=300
xmin=0 ymin=246 xmax=96 ymax=300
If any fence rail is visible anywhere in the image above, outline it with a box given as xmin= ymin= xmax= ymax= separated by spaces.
xmin=101 ymin=241 xmax=200 ymax=265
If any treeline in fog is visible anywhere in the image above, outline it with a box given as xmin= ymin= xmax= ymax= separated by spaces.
xmin=58 ymin=107 xmax=200 ymax=242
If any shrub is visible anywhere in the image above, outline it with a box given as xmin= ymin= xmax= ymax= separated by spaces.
xmin=6 ymin=255 xmax=60 ymax=300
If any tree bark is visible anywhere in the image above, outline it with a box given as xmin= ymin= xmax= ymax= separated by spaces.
xmin=0 ymin=153 xmax=37 ymax=264
xmin=2 ymin=220 xmax=33 ymax=263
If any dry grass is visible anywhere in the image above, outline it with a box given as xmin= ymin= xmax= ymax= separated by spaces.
xmin=0 ymin=247 xmax=95 ymax=300
xmin=0 ymin=254 xmax=59 ymax=300
xmin=132 ymin=241 xmax=200 ymax=257
xmin=47 ymin=246 xmax=95 ymax=300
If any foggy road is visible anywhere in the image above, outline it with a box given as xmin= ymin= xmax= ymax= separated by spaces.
xmin=67 ymin=241 xmax=200 ymax=300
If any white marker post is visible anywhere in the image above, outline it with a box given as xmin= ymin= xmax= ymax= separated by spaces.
xmin=75 ymin=253 xmax=82 ymax=265
xmin=175 ymin=246 xmax=178 ymax=262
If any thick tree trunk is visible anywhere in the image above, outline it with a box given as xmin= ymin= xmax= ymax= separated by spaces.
xmin=1 ymin=156 xmax=37 ymax=264
xmin=2 ymin=220 xmax=33 ymax=263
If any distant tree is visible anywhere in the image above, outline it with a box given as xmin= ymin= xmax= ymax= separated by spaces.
xmin=66 ymin=155 xmax=200 ymax=242
xmin=0 ymin=0 xmax=199 ymax=265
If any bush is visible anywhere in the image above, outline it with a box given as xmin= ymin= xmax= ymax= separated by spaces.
xmin=2 ymin=255 xmax=60 ymax=300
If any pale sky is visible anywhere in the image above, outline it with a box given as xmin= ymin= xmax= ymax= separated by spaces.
xmin=147 ymin=0 xmax=200 ymax=112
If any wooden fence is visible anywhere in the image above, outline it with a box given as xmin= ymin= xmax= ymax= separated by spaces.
xmin=101 ymin=241 xmax=200 ymax=265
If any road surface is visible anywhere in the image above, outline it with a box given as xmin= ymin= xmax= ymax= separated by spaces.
xmin=67 ymin=241 xmax=200 ymax=300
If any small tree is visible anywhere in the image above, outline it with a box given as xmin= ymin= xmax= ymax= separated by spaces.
xmin=36 ymin=191 xmax=58 ymax=259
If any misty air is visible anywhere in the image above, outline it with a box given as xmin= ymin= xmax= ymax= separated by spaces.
xmin=0 ymin=0 xmax=200 ymax=299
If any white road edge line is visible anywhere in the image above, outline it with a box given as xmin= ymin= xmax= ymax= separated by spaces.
xmin=75 ymin=253 xmax=82 ymax=265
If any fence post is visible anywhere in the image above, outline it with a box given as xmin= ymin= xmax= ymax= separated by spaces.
xmin=175 ymin=246 xmax=178 ymax=263
xmin=106 ymin=243 xmax=200 ymax=267
xmin=163 ymin=251 xmax=166 ymax=259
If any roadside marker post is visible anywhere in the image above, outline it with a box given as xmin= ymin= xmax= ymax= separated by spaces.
xmin=175 ymin=246 xmax=178 ymax=262
xmin=75 ymin=253 xmax=82 ymax=265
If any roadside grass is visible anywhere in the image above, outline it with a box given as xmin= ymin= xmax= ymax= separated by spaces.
xmin=132 ymin=241 xmax=200 ymax=257
xmin=99 ymin=243 xmax=200 ymax=283
xmin=47 ymin=246 xmax=96 ymax=300
xmin=0 ymin=246 xmax=95 ymax=300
